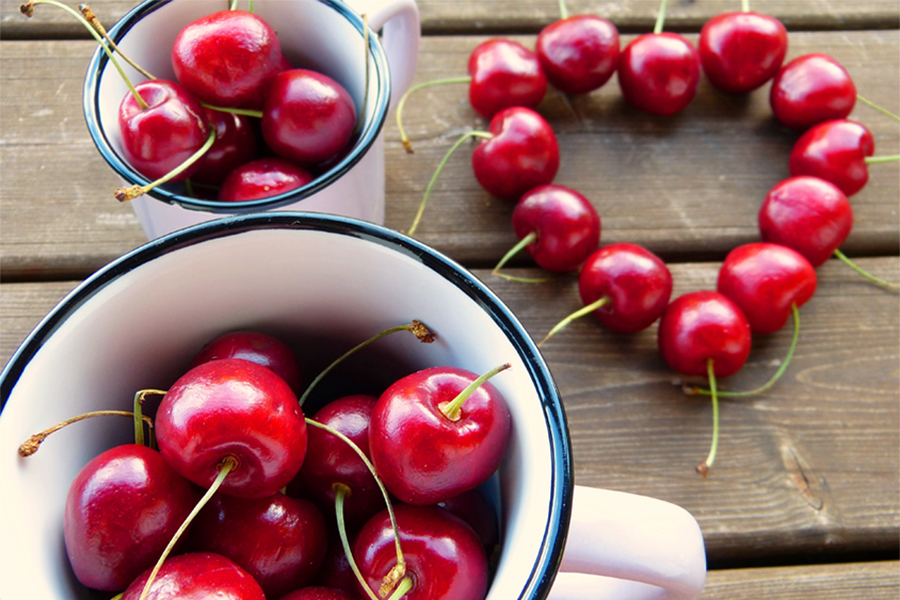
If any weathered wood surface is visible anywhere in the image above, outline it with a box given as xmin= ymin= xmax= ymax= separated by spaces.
xmin=4 ymin=258 xmax=898 ymax=565
xmin=2 ymin=0 xmax=899 ymax=38
xmin=1 ymin=31 xmax=898 ymax=279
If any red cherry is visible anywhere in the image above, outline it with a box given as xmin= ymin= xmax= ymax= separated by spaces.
xmin=770 ymin=53 xmax=857 ymax=130
xmin=758 ymin=176 xmax=853 ymax=267
xmin=121 ymin=552 xmax=265 ymax=600
xmin=281 ymin=588 xmax=356 ymax=600
xmin=172 ymin=10 xmax=283 ymax=107
xmin=63 ymin=444 xmax=195 ymax=591
xmin=353 ymin=505 xmax=489 ymax=600
xmin=657 ymin=291 xmax=752 ymax=378
xmin=188 ymin=492 xmax=328 ymax=598
xmin=536 ymin=15 xmax=620 ymax=95
xmin=717 ymin=243 xmax=818 ymax=335
xmin=788 ymin=119 xmax=875 ymax=196
xmin=617 ymin=32 xmax=701 ymax=116
xmin=218 ymin=157 xmax=315 ymax=203
xmin=262 ymin=69 xmax=357 ymax=165
xmin=698 ymin=11 xmax=788 ymax=94
xmin=118 ymin=79 xmax=211 ymax=182
xmin=472 ymin=107 xmax=560 ymax=202
xmin=155 ymin=358 xmax=307 ymax=499
xmin=191 ymin=330 xmax=302 ymax=393
xmin=369 ymin=365 xmax=512 ymax=506
xmin=467 ymin=38 xmax=548 ymax=119
xmin=191 ymin=108 xmax=258 ymax=185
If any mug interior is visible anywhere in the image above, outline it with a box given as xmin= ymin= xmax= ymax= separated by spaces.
xmin=0 ymin=214 xmax=571 ymax=600
xmin=84 ymin=0 xmax=390 ymax=212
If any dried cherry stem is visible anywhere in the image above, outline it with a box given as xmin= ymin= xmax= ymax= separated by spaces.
xmin=654 ymin=0 xmax=669 ymax=34
xmin=138 ymin=456 xmax=238 ymax=600
xmin=80 ymin=3 xmax=154 ymax=80
xmin=696 ymin=359 xmax=720 ymax=478
xmin=438 ymin=363 xmax=511 ymax=421
xmin=115 ymin=127 xmax=217 ymax=201
xmin=395 ymin=76 xmax=473 ymax=153
xmin=684 ymin=304 xmax=800 ymax=398
xmin=18 ymin=409 xmax=155 ymax=457
xmin=298 ymin=320 xmax=435 ymax=407
xmin=492 ymin=231 xmax=556 ymax=284
xmin=557 ymin=0 xmax=569 ymax=20
xmin=20 ymin=0 xmax=148 ymax=110
xmin=833 ymin=248 xmax=899 ymax=290
xmin=538 ymin=295 xmax=611 ymax=348
xmin=407 ymin=130 xmax=493 ymax=235
xmin=856 ymin=94 xmax=900 ymax=122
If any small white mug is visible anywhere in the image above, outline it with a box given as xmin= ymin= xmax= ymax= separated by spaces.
xmin=82 ymin=0 xmax=420 ymax=240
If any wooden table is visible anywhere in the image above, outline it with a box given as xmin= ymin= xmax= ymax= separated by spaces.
xmin=2 ymin=0 xmax=898 ymax=597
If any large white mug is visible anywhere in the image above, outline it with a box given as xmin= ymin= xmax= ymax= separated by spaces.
xmin=0 ymin=213 xmax=705 ymax=600
xmin=82 ymin=0 xmax=420 ymax=240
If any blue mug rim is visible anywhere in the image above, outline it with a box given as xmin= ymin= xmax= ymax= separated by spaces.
xmin=82 ymin=0 xmax=392 ymax=214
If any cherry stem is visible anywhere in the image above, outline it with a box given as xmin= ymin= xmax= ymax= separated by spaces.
xmin=386 ymin=577 xmax=414 ymax=600
xmin=865 ymin=154 xmax=900 ymax=164
xmin=21 ymin=0 xmax=148 ymax=109
xmin=833 ymin=248 xmax=900 ymax=290
xmin=138 ymin=456 xmax=238 ymax=600
xmin=298 ymin=320 xmax=434 ymax=407
xmin=18 ymin=410 xmax=154 ymax=457
xmin=352 ymin=13 xmax=370 ymax=139
xmin=395 ymin=76 xmax=473 ymax=153
xmin=407 ymin=130 xmax=493 ymax=236
xmin=334 ymin=484 xmax=382 ymax=600
xmin=557 ymin=0 xmax=569 ymax=20
xmin=115 ymin=127 xmax=217 ymax=202
xmin=202 ymin=103 xmax=264 ymax=119
xmin=742 ymin=0 xmax=750 ymax=12
xmin=696 ymin=359 xmax=719 ymax=477
xmin=80 ymin=3 xmax=154 ymax=80
xmin=685 ymin=304 xmax=800 ymax=398
xmin=438 ymin=363 xmax=511 ymax=421
xmin=132 ymin=389 xmax=165 ymax=449
xmin=856 ymin=94 xmax=900 ymax=122
xmin=538 ymin=296 xmax=611 ymax=348
xmin=491 ymin=231 xmax=557 ymax=284
xmin=653 ymin=0 xmax=669 ymax=34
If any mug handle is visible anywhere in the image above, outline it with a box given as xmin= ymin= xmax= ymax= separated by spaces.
xmin=548 ymin=486 xmax=707 ymax=600
xmin=343 ymin=0 xmax=421 ymax=115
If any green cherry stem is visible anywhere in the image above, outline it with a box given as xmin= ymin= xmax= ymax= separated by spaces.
xmin=742 ymin=0 xmax=750 ymax=12
xmin=834 ymin=249 xmax=900 ymax=290
xmin=133 ymin=389 xmax=165 ymax=448
xmin=538 ymin=296 xmax=611 ymax=348
xmin=557 ymin=0 xmax=569 ymax=20
xmin=864 ymin=155 xmax=900 ymax=164
xmin=653 ymin=0 xmax=669 ymax=34
xmin=407 ymin=130 xmax=493 ymax=236
xmin=201 ymin=103 xmax=264 ymax=119
xmin=491 ymin=232 xmax=557 ymax=284
xmin=696 ymin=359 xmax=720 ymax=478
xmin=387 ymin=577 xmax=414 ymax=600
xmin=395 ymin=76 xmax=473 ymax=153
xmin=18 ymin=410 xmax=154 ymax=457
xmin=334 ymin=484 xmax=381 ymax=600
xmin=856 ymin=94 xmax=900 ymax=122
xmin=438 ymin=363 xmax=511 ymax=421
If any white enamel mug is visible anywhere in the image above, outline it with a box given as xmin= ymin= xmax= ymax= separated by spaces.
xmin=0 ymin=214 xmax=705 ymax=600
xmin=83 ymin=0 xmax=420 ymax=240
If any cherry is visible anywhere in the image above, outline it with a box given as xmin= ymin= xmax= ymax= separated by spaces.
xmin=758 ymin=175 xmax=853 ymax=267
xmin=770 ymin=53 xmax=857 ymax=130
xmin=788 ymin=119 xmax=875 ymax=196
xmin=536 ymin=12 xmax=620 ymax=95
xmin=717 ymin=242 xmax=817 ymax=335
xmin=468 ymin=38 xmax=548 ymax=119
xmin=218 ymin=157 xmax=315 ymax=203
xmin=188 ymin=492 xmax=328 ymax=598
xmin=281 ymin=588 xmax=357 ymax=600
xmin=191 ymin=108 xmax=258 ymax=185
xmin=698 ymin=10 xmax=788 ymax=94
xmin=63 ymin=444 xmax=195 ymax=591
xmin=369 ymin=364 xmax=512 ymax=506
xmin=172 ymin=9 xmax=283 ymax=107
xmin=190 ymin=330 xmax=303 ymax=393
xmin=121 ymin=552 xmax=265 ymax=600
xmin=353 ymin=504 xmax=488 ymax=600
xmin=155 ymin=357 xmax=307 ymax=499
xmin=262 ymin=69 xmax=358 ymax=165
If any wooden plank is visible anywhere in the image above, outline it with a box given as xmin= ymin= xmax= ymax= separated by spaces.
xmin=3 ymin=258 xmax=898 ymax=564
xmin=2 ymin=0 xmax=899 ymax=39
xmin=2 ymin=31 xmax=897 ymax=279
xmin=702 ymin=561 xmax=899 ymax=599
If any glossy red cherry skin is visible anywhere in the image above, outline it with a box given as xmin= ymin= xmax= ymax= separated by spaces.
xmin=758 ymin=176 xmax=853 ymax=266
xmin=699 ymin=11 xmax=788 ymax=94
xmin=472 ymin=106 xmax=560 ymax=202
xmin=468 ymin=38 xmax=548 ymax=119
xmin=536 ymin=15 xmax=620 ymax=95
xmin=262 ymin=69 xmax=357 ymax=165
xmin=63 ymin=444 xmax=195 ymax=591
xmin=188 ymin=492 xmax=328 ymax=598
xmin=281 ymin=588 xmax=356 ymax=600
xmin=617 ymin=32 xmax=701 ymax=116
xmin=353 ymin=505 xmax=489 ymax=600
xmin=191 ymin=108 xmax=258 ymax=185
xmin=788 ymin=119 xmax=875 ymax=196
xmin=369 ymin=366 xmax=512 ymax=506
xmin=658 ymin=291 xmax=752 ymax=378
xmin=218 ymin=157 xmax=315 ymax=203
xmin=578 ymin=243 xmax=673 ymax=334
xmin=121 ymin=552 xmax=265 ymax=600
xmin=770 ymin=53 xmax=856 ymax=130
xmin=172 ymin=10 xmax=283 ymax=107
xmin=717 ymin=243 xmax=818 ymax=334
xmin=118 ymin=79 xmax=211 ymax=182
xmin=191 ymin=330 xmax=302 ymax=393
xmin=155 ymin=358 xmax=307 ymax=499
xmin=512 ymin=184 xmax=600 ymax=272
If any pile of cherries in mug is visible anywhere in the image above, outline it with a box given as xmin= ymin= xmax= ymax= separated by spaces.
xmin=396 ymin=0 xmax=898 ymax=476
